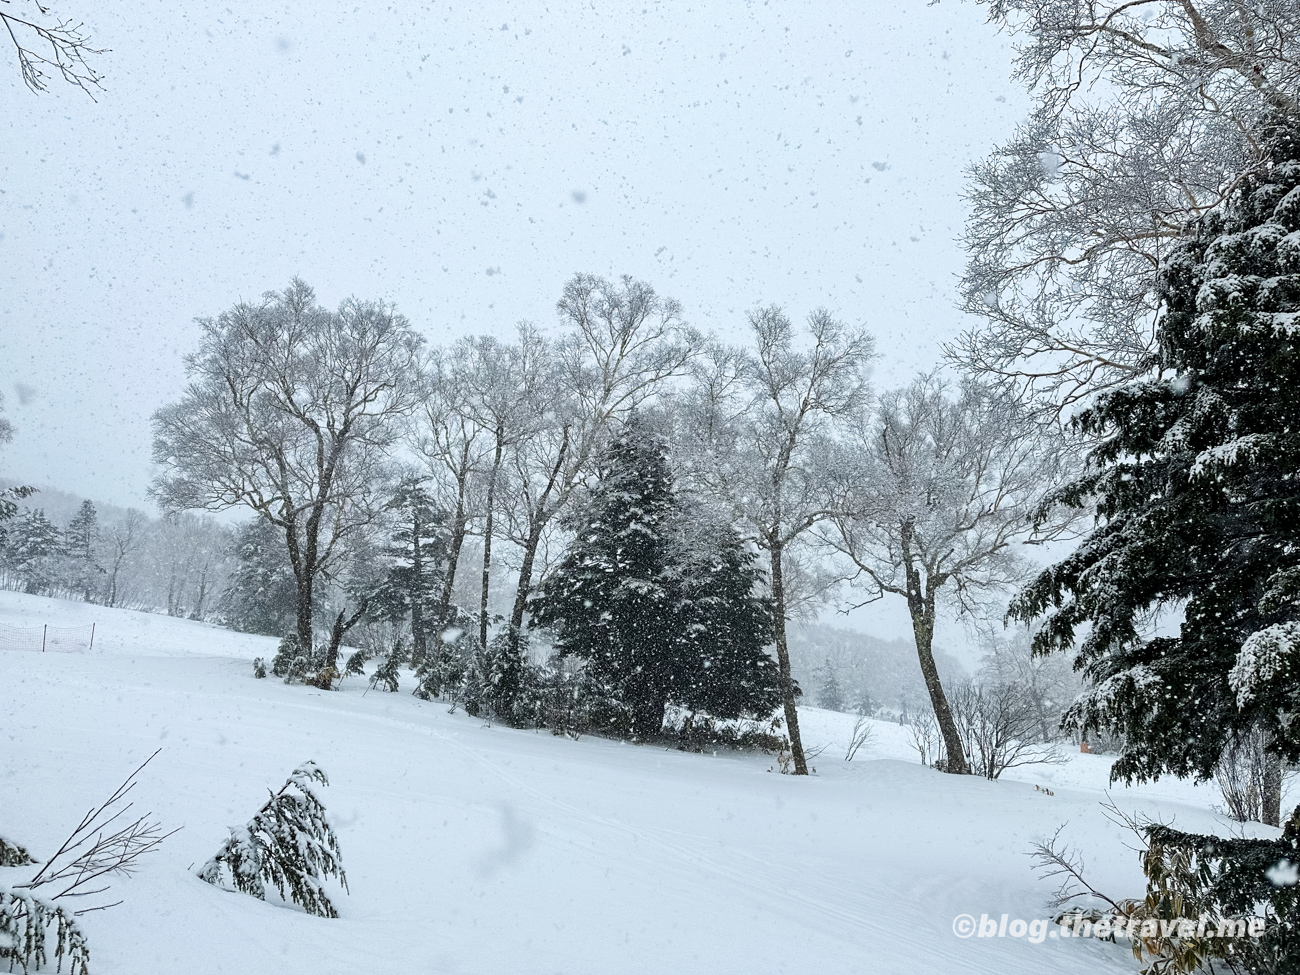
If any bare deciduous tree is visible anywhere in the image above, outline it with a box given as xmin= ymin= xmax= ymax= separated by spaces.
xmin=102 ymin=509 xmax=145 ymax=609
xmin=685 ymin=310 xmax=874 ymax=776
xmin=151 ymin=279 xmax=423 ymax=669
xmin=415 ymin=343 xmax=494 ymax=626
xmin=460 ymin=327 xmax=550 ymax=650
xmin=1215 ymin=726 xmax=1288 ymax=826
xmin=18 ymin=750 xmax=174 ymax=909
xmin=828 ymin=374 xmax=1074 ymax=773
xmin=954 ymin=0 xmax=1300 ymax=417
xmin=845 ymin=714 xmax=873 ymax=761
xmin=2 ymin=0 xmax=104 ymax=96
xmin=981 ymin=624 xmax=1082 ymax=745
xmin=149 ymin=513 xmax=233 ymax=620
xmin=951 ymin=681 xmax=1067 ymax=780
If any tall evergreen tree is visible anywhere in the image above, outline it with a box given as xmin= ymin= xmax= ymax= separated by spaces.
xmin=63 ymin=500 xmax=102 ymax=602
xmin=0 ymin=487 xmax=35 ymax=543
xmin=2 ymin=508 xmax=64 ymax=595
xmin=1011 ymin=119 xmax=1300 ymax=787
xmin=530 ymin=420 xmax=681 ymax=738
xmin=0 ymin=397 xmax=36 ymax=545
xmin=670 ymin=526 xmax=781 ymax=721
xmin=220 ymin=520 xmax=299 ymax=638
xmin=815 ymin=658 xmax=845 ymax=713
xmin=370 ymin=477 xmax=448 ymax=667
xmin=532 ymin=421 xmax=782 ymax=736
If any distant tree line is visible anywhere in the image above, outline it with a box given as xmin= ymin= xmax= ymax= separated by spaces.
xmin=0 ymin=498 xmax=233 ymax=619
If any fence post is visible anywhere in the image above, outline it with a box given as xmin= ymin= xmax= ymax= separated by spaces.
xmin=89 ymin=622 xmax=96 ymax=652
xmin=42 ymin=624 xmax=47 ymax=653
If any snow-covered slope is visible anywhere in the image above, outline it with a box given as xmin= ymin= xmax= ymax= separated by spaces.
xmin=0 ymin=591 xmax=1281 ymax=974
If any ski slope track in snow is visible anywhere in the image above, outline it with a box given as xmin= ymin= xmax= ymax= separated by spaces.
xmin=0 ymin=591 xmax=1288 ymax=974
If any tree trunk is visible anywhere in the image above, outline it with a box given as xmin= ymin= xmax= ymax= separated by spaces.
xmin=479 ymin=428 xmax=504 ymax=650
xmin=324 ymin=598 xmax=368 ymax=673
xmin=498 ymin=519 xmax=546 ymax=719
xmin=438 ymin=450 xmax=472 ymax=623
xmin=106 ymin=562 xmax=120 ymax=607
xmin=500 ymin=428 xmax=569 ymax=719
xmin=630 ymin=687 xmax=669 ymax=740
xmin=1263 ymin=738 xmax=1283 ymax=828
xmin=191 ymin=566 xmax=209 ymax=621
xmin=294 ymin=573 xmax=315 ymax=661
xmin=285 ymin=509 xmax=316 ymax=658
xmin=769 ymin=542 xmax=809 ymax=775
xmin=410 ymin=506 xmax=428 ymax=668
xmin=909 ymin=606 xmax=969 ymax=774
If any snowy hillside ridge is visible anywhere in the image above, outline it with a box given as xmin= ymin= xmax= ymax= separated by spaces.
xmin=2 ymin=590 xmax=1292 ymax=975
xmin=0 ymin=589 xmax=279 ymax=659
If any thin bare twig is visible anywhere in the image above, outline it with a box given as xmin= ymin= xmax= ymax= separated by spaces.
xmin=16 ymin=749 xmax=178 ymax=913
xmin=1 ymin=0 xmax=106 ymax=97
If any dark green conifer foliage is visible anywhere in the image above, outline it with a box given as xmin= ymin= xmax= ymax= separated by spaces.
xmin=0 ymin=836 xmax=35 ymax=867
xmin=64 ymin=501 xmax=102 ymax=602
xmin=3 ymin=508 xmax=63 ymax=595
xmin=532 ymin=419 xmax=781 ymax=738
xmin=370 ymin=478 xmax=447 ymax=668
xmin=220 ymin=520 xmax=299 ymax=637
xmin=197 ymin=762 xmax=347 ymax=918
xmin=369 ymin=649 xmax=401 ymax=693
xmin=671 ymin=528 xmax=781 ymax=721
xmin=815 ymin=658 xmax=845 ymax=713
xmin=1011 ymin=120 xmax=1300 ymax=782
xmin=530 ymin=421 xmax=680 ymax=738
xmin=0 ymin=485 xmax=36 ymax=530
xmin=1132 ymin=808 xmax=1300 ymax=972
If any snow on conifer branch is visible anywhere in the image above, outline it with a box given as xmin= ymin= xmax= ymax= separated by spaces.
xmin=197 ymin=762 xmax=348 ymax=918
xmin=0 ymin=887 xmax=89 ymax=975
xmin=0 ymin=836 xmax=36 ymax=867
xmin=1230 ymin=621 xmax=1300 ymax=708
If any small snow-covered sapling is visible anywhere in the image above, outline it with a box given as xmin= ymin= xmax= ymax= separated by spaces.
xmin=197 ymin=762 xmax=348 ymax=918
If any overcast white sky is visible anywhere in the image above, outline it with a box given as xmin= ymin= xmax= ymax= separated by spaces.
xmin=1 ymin=1 xmax=1031 ymax=645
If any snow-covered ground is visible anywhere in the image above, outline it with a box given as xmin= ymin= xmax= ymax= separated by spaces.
xmin=1 ymin=590 xmax=1288 ymax=974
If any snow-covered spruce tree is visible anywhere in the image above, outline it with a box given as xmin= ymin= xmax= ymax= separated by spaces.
xmin=0 ymin=398 xmax=36 ymax=555
xmin=462 ymin=631 xmax=543 ymax=721
xmin=669 ymin=524 xmax=782 ymax=723
xmin=369 ymin=477 xmax=447 ymax=669
xmin=529 ymin=419 xmax=683 ymax=739
xmin=0 ymin=487 xmax=36 ymax=546
xmin=411 ymin=608 xmax=477 ymax=701
xmin=198 ymin=762 xmax=347 ymax=918
xmin=272 ymin=633 xmax=313 ymax=682
xmin=63 ymin=500 xmax=102 ymax=602
xmin=369 ymin=648 xmax=401 ymax=693
xmin=0 ymin=836 xmax=35 ymax=866
xmin=1010 ymin=119 xmax=1300 ymax=792
xmin=220 ymin=519 xmax=299 ymax=638
xmin=531 ymin=419 xmax=782 ymax=738
xmin=2 ymin=508 xmax=64 ymax=596
xmin=815 ymin=658 xmax=845 ymax=712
